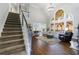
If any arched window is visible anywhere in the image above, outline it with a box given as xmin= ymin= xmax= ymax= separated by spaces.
xmin=55 ymin=9 xmax=64 ymax=20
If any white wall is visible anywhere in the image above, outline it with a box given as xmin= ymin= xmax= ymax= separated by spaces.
xmin=32 ymin=23 xmax=46 ymax=32
xmin=21 ymin=3 xmax=49 ymax=25
xmin=9 ymin=3 xmax=19 ymax=13
xmin=0 ymin=3 xmax=9 ymax=36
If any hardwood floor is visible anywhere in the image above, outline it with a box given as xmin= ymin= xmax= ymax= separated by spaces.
xmin=32 ymin=36 xmax=79 ymax=55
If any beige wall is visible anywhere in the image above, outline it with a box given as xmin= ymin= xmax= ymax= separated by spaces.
xmin=0 ymin=3 xmax=9 ymax=36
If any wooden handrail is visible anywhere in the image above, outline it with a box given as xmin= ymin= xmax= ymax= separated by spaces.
xmin=22 ymin=11 xmax=28 ymax=28
xmin=19 ymin=4 xmax=28 ymax=28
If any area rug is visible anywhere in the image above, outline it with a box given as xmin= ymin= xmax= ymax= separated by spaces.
xmin=36 ymin=36 xmax=60 ymax=45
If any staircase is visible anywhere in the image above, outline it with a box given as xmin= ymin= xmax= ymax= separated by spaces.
xmin=0 ymin=12 xmax=26 ymax=55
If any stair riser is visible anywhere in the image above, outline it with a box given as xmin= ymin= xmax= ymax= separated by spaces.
xmin=5 ymin=22 xmax=20 ymax=24
xmin=4 ymin=24 xmax=21 ymax=26
xmin=8 ymin=15 xmax=19 ymax=18
xmin=6 ymin=19 xmax=20 ymax=21
xmin=7 ymin=18 xmax=19 ymax=20
xmin=4 ymin=26 xmax=21 ymax=28
xmin=4 ymin=24 xmax=21 ymax=27
xmin=0 ymin=36 xmax=23 ymax=42
xmin=6 ymin=18 xmax=20 ymax=22
xmin=0 ymin=46 xmax=25 ymax=55
xmin=3 ymin=29 xmax=22 ymax=31
xmin=5 ymin=24 xmax=21 ymax=25
xmin=2 ymin=32 xmax=22 ymax=36
xmin=6 ymin=21 xmax=20 ymax=23
xmin=8 ymin=14 xmax=19 ymax=16
xmin=0 ymin=40 xmax=24 ymax=49
xmin=6 ymin=20 xmax=20 ymax=22
xmin=6 ymin=21 xmax=20 ymax=24
xmin=7 ymin=16 xmax=19 ymax=19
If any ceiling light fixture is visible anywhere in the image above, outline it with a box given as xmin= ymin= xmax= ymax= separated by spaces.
xmin=48 ymin=3 xmax=55 ymax=11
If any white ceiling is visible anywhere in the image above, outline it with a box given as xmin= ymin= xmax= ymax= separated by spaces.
xmin=21 ymin=3 xmax=50 ymax=24
xmin=11 ymin=3 xmax=79 ymax=25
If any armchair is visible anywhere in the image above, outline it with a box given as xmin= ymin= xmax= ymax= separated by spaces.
xmin=59 ymin=31 xmax=73 ymax=42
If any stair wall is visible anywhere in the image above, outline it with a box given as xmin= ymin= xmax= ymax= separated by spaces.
xmin=0 ymin=4 xmax=9 ymax=37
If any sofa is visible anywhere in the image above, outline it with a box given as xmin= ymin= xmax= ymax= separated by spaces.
xmin=59 ymin=31 xmax=73 ymax=42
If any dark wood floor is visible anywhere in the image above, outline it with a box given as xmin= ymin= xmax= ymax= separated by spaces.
xmin=32 ymin=36 xmax=79 ymax=55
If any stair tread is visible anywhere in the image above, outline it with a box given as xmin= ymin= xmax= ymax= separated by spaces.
xmin=2 ymin=31 xmax=22 ymax=33
xmin=0 ymin=44 xmax=24 ymax=53
xmin=4 ymin=28 xmax=21 ymax=29
xmin=6 ymin=22 xmax=20 ymax=23
xmin=2 ymin=31 xmax=22 ymax=36
xmin=7 ymin=18 xmax=19 ymax=19
xmin=5 ymin=22 xmax=20 ymax=23
xmin=4 ymin=26 xmax=21 ymax=28
xmin=6 ymin=19 xmax=19 ymax=20
xmin=5 ymin=24 xmax=21 ymax=25
xmin=6 ymin=22 xmax=21 ymax=25
xmin=0 ymin=34 xmax=22 ymax=39
xmin=4 ymin=24 xmax=21 ymax=26
xmin=5 ymin=23 xmax=20 ymax=24
xmin=11 ymin=51 xmax=26 ymax=55
xmin=0 ymin=39 xmax=23 ymax=44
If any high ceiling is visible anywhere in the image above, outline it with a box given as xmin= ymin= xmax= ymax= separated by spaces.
xmin=11 ymin=3 xmax=79 ymax=25
xmin=21 ymin=3 xmax=51 ymax=24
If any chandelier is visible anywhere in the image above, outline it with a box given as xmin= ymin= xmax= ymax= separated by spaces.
xmin=48 ymin=3 xmax=55 ymax=11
